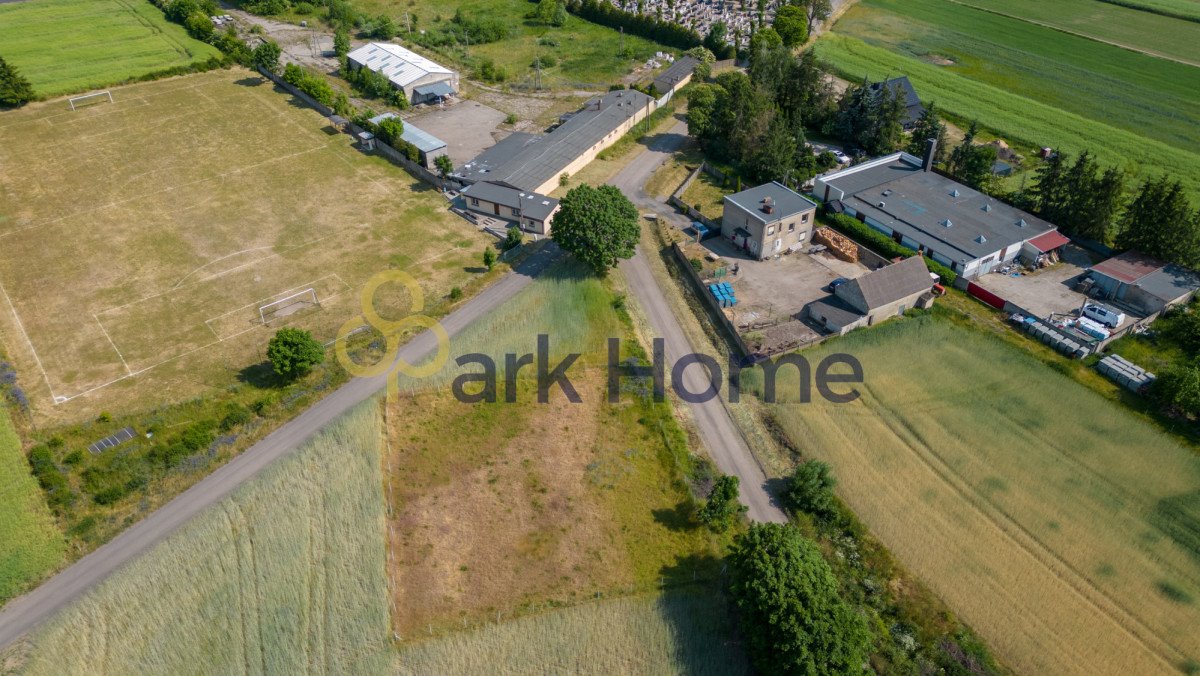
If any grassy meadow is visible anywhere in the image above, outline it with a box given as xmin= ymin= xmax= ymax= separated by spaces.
xmin=5 ymin=403 xmax=391 ymax=674
xmin=752 ymin=312 xmax=1200 ymax=673
xmin=830 ymin=0 xmax=1200 ymax=152
xmin=395 ymin=591 xmax=750 ymax=674
xmin=0 ymin=0 xmax=222 ymax=98
xmin=1099 ymin=0 xmax=1200 ymax=21
xmin=0 ymin=68 xmax=491 ymax=423
xmin=0 ymin=408 xmax=64 ymax=605
xmin=812 ymin=34 xmax=1200 ymax=199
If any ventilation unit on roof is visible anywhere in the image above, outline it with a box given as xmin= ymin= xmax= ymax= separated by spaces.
xmin=882 ymin=189 xmax=892 ymax=197
xmin=951 ymin=189 xmax=961 ymax=198
xmin=1016 ymin=218 xmax=1027 ymax=227
xmin=940 ymin=219 xmax=952 ymax=227
xmin=878 ymin=201 xmax=886 ymax=208
xmin=976 ymin=235 xmax=987 ymax=244
xmin=982 ymin=203 xmax=993 ymax=212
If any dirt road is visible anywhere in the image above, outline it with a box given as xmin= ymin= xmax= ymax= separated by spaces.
xmin=609 ymin=121 xmax=788 ymax=524
xmin=0 ymin=244 xmax=562 ymax=650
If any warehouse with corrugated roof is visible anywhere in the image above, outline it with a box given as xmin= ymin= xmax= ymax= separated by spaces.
xmin=346 ymin=42 xmax=458 ymax=104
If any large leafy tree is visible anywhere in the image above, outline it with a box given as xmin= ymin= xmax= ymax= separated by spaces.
xmin=800 ymin=0 xmax=833 ymax=32
xmin=773 ymin=5 xmax=809 ymax=46
xmin=946 ymin=120 xmax=996 ymax=191
xmin=0 ymin=56 xmax=35 ymax=107
xmin=728 ymin=523 xmax=871 ymax=674
xmin=551 ymin=184 xmax=640 ymax=275
xmin=267 ymin=327 xmax=325 ymax=379
xmin=252 ymin=40 xmax=283 ymax=75
xmin=1117 ymin=175 xmax=1199 ymax=267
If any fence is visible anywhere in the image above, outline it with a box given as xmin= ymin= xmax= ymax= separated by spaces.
xmin=667 ymin=162 xmax=722 ymax=231
xmin=669 ymin=242 xmax=752 ymax=358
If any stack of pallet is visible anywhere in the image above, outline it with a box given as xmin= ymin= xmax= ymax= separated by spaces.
xmin=1096 ymin=355 xmax=1156 ymax=393
xmin=813 ymin=227 xmax=858 ymax=262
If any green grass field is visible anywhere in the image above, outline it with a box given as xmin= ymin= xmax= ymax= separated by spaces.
xmin=0 ymin=408 xmax=64 ymax=605
xmin=830 ymin=0 xmax=1200 ymax=152
xmin=1099 ymin=0 xmax=1200 ymax=22
xmin=350 ymin=0 xmax=668 ymax=89
xmin=0 ymin=0 xmax=222 ymax=98
xmin=6 ymin=403 xmax=391 ymax=674
xmin=395 ymin=592 xmax=750 ymax=674
xmin=812 ymin=34 xmax=1200 ymax=200
xmin=754 ymin=312 xmax=1200 ymax=673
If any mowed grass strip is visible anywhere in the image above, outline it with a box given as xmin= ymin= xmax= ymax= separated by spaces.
xmin=0 ymin=0 xmax=221 ymax=97
xmin=0 ymin=407 xmax=64 ymax=605
xmin=757 ymin=313 xmax=1200 ymax=673
xmin=832 ymin=0 xmax=1200 ymax=152
xmin=7 ymin=403 xmax=390 ymax=674
xmin=1098 ymin=0 xmax=1200 ymax=22
xmin=395 ymin=591 xmax=749 ymax=674
xmin=812 ymin=34 xmax=1200 ymax=200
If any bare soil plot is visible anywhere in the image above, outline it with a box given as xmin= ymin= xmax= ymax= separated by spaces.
xmin=759 ymin=314 xmax=1200 ymax=674
xmin=0 ymin=69 xmax=491 ymax=422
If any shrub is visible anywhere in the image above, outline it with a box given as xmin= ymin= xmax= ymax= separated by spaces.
xmin=449 ymin=286 xmax=463 ymax=300
xmin=531 ymin=53 xmax=557 ymax=68
xmin=219 ymin=402 xmax=253 ymax=431
xmin=689 ymin=258 xmax=703 ymax=272
xmin=63 ymin=450 xmax=85 ymax=466
xmin=784 ymin=460 xmax=837 ymax=517
xmin=825 ymin=212 xmax=957 ymax=285
xmin=696 ymin=475 xmax=744 ymax=531
xmin=93 ymin=485 xmax=129 ymax=506
xmin=184 ymin=11 xmax=214 ymax=40
xmin=482 ymin=247 xmax=496 ymax=271
xmin=27 ymin=445 xmax=75 ymax=510
xmin=282 ymin=63 xmax=335 ymax=106
xmin=476 ymin=58 xmax=507 ymax=83
xmin=294 ymin=1 xmax=314 ymax=14
xmin=253 ymin=41 xmax=283 ymax=75
xmin=503 ymin=226 xmax=523 ymax=250
xmin=504 ymin=112 xmax=518 ymax=125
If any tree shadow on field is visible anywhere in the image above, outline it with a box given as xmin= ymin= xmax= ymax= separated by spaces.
xmin=233 ymin=76 xmax=266 ymax=88
xmin=463 ymin=266 xmax=489 ymax=274
xmin=655 ymin=554 xmax=753 ymax=675
xmin=652 ymin=499 xmax=696 ymax=532
xmin=238 ymin=361 xmax=278 ymax=389
xmin=763 ymin=476 xmax=791 ymax=512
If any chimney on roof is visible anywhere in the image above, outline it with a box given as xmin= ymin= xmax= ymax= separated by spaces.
xmin=923 ymin=137 xmax=937 ymax=172
xmin=761 ymin=196 xmax=774 ymax=214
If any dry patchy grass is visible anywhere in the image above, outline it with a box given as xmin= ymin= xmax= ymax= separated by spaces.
xmin=757 ymin=313 xmax=1200 ymax=674
xmin=0 ymin=69 xmax=491 ymax=424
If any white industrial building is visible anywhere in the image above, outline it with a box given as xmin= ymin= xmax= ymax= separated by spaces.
xmin=345 ymin=42 xmax=458 ymax=104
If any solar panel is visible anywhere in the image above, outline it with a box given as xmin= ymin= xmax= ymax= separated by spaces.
xmin=87 ymin=427 xmax=136 ymax=454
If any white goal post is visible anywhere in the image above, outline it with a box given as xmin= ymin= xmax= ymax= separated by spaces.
xmin=259 ymin=288 xmax=319 ymax=324
xmin=69 ymin=91 xmax=113 ymax=111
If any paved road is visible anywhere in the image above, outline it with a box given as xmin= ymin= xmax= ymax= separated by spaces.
xmin=0 ymin=244 xmax=562 ymax=651
xmin=610 ymin=121 xmax=788 ymax=524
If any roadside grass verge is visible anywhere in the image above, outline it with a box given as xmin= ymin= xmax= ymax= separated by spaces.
xmin=394 ymin=591 xmax=749 ymax=674
xmin=0 ymin=407 xmax=64 ymax=605
xmin=5 ymin=402 xmax=390 ymax=674
xmin=679 ymin=170 xmax=728 ymax=223
xmin=812 ymin=33 xmax=1200 ymax=199
xmin=0 ymin=0 xmax=222 ymax=97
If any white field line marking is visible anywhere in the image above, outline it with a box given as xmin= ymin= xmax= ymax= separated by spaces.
xmin=94 ymin=314 xmax=132 ymax=377
xmin=170 ymin=246 xmax=278 ymax=291
xmin=0 ymin=277 xmax=57 ymax=402
xmin=203 ymin=273 xmax=350 ymax=326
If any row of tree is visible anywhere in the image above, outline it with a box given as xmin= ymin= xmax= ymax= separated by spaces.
xmin=566 ymin=0 xmax=703 ymax=51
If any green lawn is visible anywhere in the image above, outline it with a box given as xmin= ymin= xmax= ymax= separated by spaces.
xmin=1098 ymin=0 xmax=1200 ymax=21
xmin=0 ymin=0 xmax=222 ymax=98
xmin=0 ymin=407 xmax=64 ymax=605
xmin=831 ymin=0 xmax=1200 ymax=153
xmin=812 ymin=33 xmax=1200 ymax=200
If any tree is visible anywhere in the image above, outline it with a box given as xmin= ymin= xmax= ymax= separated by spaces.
xmin=1029 ymin=150 xmax=1069 ymax=226
xmin=266 ymin=327 xmax=325 ymax=379
xmin=744 ymin=115 xmax=797 ymax=184
xmin=800 ymin=0 xmax=833 ymax=32
xmin=551 ymin=184 xmax=640 ymax=275
xmin=746 ymin=27 xmax=782 ymax=70
xmin=551 ymin=1 xmax=568 ymax=27
xmin=696 ymin=475 xmax=745 ymax=531
xmin=482 ymin=246 xmax=496 ymax=270
xmin=947 ymin=120 xmax=996 ymax=191
xmin=252 ymin=40 xmax=282 ymax=75
xmin=434 ymin=154 xmax=453 ymax=178
xmin=184 ymin=11 xmax=215 ymax=40
xmin=905 ymin=101 xmax=947 ymax=164
xmin=503 ymin=226 xmax=523 ymax=250
xmin=703 ymin=21 xmax=735 ymax=59
xmin=684 ymin=45 xmax=716 ymax=80
xmin=685 ymin=83 xmax=719 ymax=139
xmin=0 ymin=56 xmax=35 ymax=107
xmin=333 ymin=29 xmax=351 ymax=58
xmin=728 ymin=523 xmax=871 ymax=674
xmin=784 ymin=460 xmax=836 ymax=516
xmin=1117 ymin=175 xmax=1199 ymax=267
xmin=375 ymin=116 xmax=404 ymax=145
xmin=773 ymin=5 xmax=808 ymax=47
xmin=1152 ymin=363 xmax=1200 ymax=418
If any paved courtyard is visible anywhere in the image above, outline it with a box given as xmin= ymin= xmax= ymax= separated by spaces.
xmin=407 ymin=100 xmax=507 ymax=166
xmin=974 ymin=245 xmax=1094 ymax=319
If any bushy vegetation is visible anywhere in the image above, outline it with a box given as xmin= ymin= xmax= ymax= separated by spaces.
xmin=695 ymin=475 xmax=744 ymax=531
xmin=784 ymin=460 xmax=836 ymax=517
xmin=267 ymin=327 xmax=326 ymax=379
xmin=0 ymin=408 xmax=65 ymax=604
xmin=823 ymin=213 xmax=957 ymax=284
xmin=552 ymin=184 xmax=640 ymax=275
xmin=0 ymin=56 xmax=35 ymax=107
xmin=282 ymin=63 xmax=335 ymax=106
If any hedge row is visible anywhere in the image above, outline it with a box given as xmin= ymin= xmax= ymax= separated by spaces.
xmin=824 ymin=213 xmax=957 ymax=285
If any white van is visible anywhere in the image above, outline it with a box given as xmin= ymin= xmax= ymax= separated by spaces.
xmin=1082 ymin=303 xmax=1125 ymax=328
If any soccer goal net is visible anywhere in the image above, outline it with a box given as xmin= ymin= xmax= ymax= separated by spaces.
xmin=259 ymin=288 xmax=319 ymax=324
xmin=68 ymin=91 xmax=113 ymax=111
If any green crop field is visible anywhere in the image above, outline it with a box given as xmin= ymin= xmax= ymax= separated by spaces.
xmin=0 ymin=408 xmax=64 ymax=605
xmin=830 ymin=0 xmax=1200 ymax=153
xmin=395 ymin=592 xmax=750 ymax=674
xmin=349 ymin=0 xmax=669 ymax=89
xmin=812 ymin=34 xmax=1200 ymax=200
xmin=754 ymin=312 xmax=1200 ymax=673
xmin=6 ymin=403 xmax=392 ymax=674
xmin=1099 ymin=0 xmax=1200 ymax=22
xmin=0 ymin=0 xmax=222 ymax=98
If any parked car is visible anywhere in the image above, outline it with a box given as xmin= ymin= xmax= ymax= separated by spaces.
xmin=833 ymin=150 xmax=851 ymax=164
xmin=826 ymin=277 xmax=848 ymax=292
xmin=1082 ymin=303 xmax=1125 ymax=328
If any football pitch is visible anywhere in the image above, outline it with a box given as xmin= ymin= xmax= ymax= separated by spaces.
xmin=0 ymin=69 xmax=491 ymax=420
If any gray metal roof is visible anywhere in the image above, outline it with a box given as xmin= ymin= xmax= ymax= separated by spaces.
xmin=366 ymin=113 xmax=446 ymax=153
xmin=808 ymin=296 xmax=863 ymax=326
xmin=867 ymin=76 xmax=923 ymax=126
xmin=346 ymin=42 xmax=453 ymax=89
xmin=725 ymin=182 xmax=817 ymax=224
xmin=461 ymin=181 xmax=559 ymax=222
xmin=653 ymin=55 xmax=700 ymax=94
xmin=838 ymin=255 xmax=931 ymax=312
xmin=825 ymin=154 xmax=1055 ymax=263
xmin=1135 ymin=265 xmax=1200 ymax=303
xmin=414 ymin=81 xmax=454 ymax=97
xmin=455 ymin=89 xmax=655 ymax=192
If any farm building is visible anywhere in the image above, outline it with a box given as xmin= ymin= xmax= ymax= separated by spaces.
xmin=814 ymin=144 xmax=1064 ymax=280
xmin=652 ymin=55 xmax=700 ymax=98
xmin=460 ymin=181 xmax=560 ymax=236
xmin=1088 ymin=251 xmax=1200 ymax=315
xmin=867 ymin=76 xmax=924 ymax=129
xmin=807 ymin=255 xmax=935 ymax=335
xmin=366 ymin=113 xmax=448 ymax=169
xmin=345 ymin=43 xmax=457 ymax=104
xmin=455 ymin=89 xmax=655 ymax=195
xmin=721 ymin=182 xmax=818 ymax=260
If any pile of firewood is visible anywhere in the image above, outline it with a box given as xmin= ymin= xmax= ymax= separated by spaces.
xmin=813 ymin=227 xmax=858 ymax=262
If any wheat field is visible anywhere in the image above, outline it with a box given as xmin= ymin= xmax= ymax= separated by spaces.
xmin=760 ymin=314 xmax=1200 ymax=674
xmin=6 ymin=403 xmax=390 ymax=674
